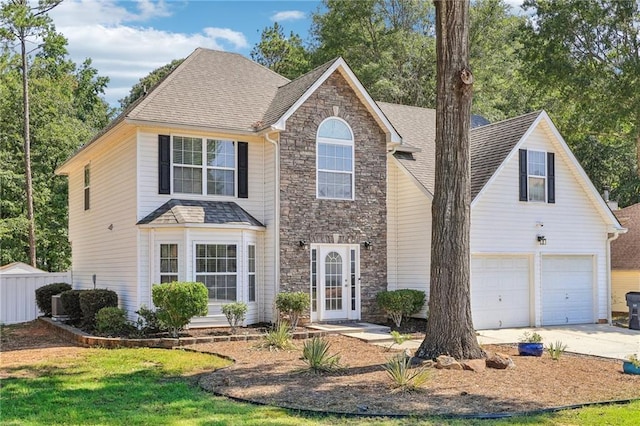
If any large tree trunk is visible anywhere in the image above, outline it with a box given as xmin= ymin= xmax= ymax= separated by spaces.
xmin=21 ymin=31 xmax=36 ymax=267
xmin=415 ymin=0 xmax=484 ymax=360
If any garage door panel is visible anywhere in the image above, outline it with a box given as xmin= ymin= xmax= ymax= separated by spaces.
xmin=542 ymin=255 xmax=594 ymax=326
xmin=471 ymin=256 xmax=530 ymax=330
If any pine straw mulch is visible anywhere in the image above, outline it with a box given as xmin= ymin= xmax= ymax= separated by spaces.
xmin=192 ymin=335 xmax=640 ymax=416
xmin=2 ymin=321 xmax=639 ymax=416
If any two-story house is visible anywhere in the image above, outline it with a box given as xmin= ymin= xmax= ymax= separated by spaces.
xmin=56 ymin=48 xmax=624 ymax=329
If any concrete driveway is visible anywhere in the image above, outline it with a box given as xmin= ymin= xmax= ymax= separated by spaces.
xmin=477 ymin=324 xmax=640 ymax=360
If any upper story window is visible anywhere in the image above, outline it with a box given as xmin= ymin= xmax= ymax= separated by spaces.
xmin=316 ymin=118 xmax=354 ymax=200
xmin=519 ymin=149 xmax=555 ymax=204
xmin=84 ymin=164 xmax=90 ymax=210
xmin=172 ymin=136 xmax=235 ymax=196
xmin=527 ymin=150 xmax=546 ymax=202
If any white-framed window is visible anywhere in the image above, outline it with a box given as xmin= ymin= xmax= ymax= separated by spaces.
xmin=247 ymin=244 xmax=256 ymax=302
xmin=172 ymin=136 xmax=235 ymax=196
xmin=84 ymin=164 xmax=90 ymax=210
xmin=316 ymin=118 xmax=354 ymax=200
xmin=159 ymin=243 xmax=178 ymax=283
xmin=195 ymin=244 xmax=237 ymax=302
xmin=528 ymin=150 xmax=546 ymax=202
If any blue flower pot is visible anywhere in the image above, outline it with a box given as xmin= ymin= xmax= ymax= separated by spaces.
xmin=518 ymin=342 xmax=543 ymax=357
xmin=623 ymin=361 xmax=640 ymax=375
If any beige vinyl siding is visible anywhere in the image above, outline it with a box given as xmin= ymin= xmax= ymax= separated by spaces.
xmin=136 ymin=129 xmax=275 ymax=325
xmin=67 ymin=129 xmax=139 ymax=317
xmin=471 ymin=122 xmax=608 ymax=323
xmin=612 ymin=270 xmax=640 ymax=312
xmin=387 ymin=160 xmax=431 ymax=318
xmin=136 ymin=129 xmax=266 ymax=222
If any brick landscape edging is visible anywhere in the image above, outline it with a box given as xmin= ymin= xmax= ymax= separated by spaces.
xmin=38 ymin=317 xmax=330 ymax=349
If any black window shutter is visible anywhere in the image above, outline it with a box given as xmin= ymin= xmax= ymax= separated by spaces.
xmin=519 ymin=149 xmax=528 ymax=201
xmin=237 ymin=142 xmax=249 ymax=198
xmin=547 ymin=152 xmax=555 ymax=204
xmin=158 ymin=135 xmax=171 ymax=194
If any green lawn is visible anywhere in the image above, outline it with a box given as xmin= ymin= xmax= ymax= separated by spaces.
xmin=1 ymin=347 xmax=638 ymax=425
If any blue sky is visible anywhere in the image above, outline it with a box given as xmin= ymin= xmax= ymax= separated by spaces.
xmin=49 ymin=1 xmax=322 ymax=106
xmin=48 ymin=0 xmax=524 ymax=108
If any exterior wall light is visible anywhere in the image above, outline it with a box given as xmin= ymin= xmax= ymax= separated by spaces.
xmin=537 ymin=235 xmax=547 ymax=246
xmin=363 ymin=241 xmax=372 ymax=250
xmin=298 ymin=240 xmax=308 ymax=249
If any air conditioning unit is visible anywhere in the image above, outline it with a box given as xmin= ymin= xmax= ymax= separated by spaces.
xmin=52 ymin=294 xmax=68 ymax=321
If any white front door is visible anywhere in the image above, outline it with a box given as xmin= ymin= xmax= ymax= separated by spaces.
xmin=318 ymin=246 xmax=350 ymax=320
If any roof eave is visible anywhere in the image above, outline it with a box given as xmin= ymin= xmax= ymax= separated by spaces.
xmin=137 ymin=223 xmax=266 ymax=231
xmin=272 ymin=58 xmax=402 ymax=144
xmin=55 ymin=120 xmax=129 ymax=176
xmin=125 ymin=118 xmax=259 ymax=137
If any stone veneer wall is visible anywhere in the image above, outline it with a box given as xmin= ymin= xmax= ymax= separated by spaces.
xmin=278 ymin=72 xmax=388 ymax=322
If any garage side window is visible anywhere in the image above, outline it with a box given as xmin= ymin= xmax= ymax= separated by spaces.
xmin=84 ymin=164 xmax=90 ymax=210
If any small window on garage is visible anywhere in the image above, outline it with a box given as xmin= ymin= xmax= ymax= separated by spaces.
xmin=84 ymin=164 xmax=90 ymax=210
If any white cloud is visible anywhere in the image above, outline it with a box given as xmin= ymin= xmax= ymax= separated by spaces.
xmin=48 ymin=0 xmax=249 ymax=107
xmin=270 ymin=10 xmax=306 ymax=22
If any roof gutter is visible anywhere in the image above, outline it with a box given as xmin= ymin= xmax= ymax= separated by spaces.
xmin=124 ymin=118 xmax=260 ymax=137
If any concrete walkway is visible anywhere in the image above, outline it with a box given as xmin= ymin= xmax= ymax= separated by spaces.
xmin=308 ymin=323 xmax=640 ymax=360
xmin=477 ymin=324 xmax=640 ymax=360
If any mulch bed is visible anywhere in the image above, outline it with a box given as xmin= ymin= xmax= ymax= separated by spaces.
xmin=2 ymin=320 xmax=639 ymax=417
xmin=192 ymin=335 xmax=640 ymax=416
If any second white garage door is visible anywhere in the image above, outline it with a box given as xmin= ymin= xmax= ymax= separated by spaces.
xmin=541 ymin=255 xmax=594 ymax=325
xmin=471 ymin=256 xmax=531 ymax=330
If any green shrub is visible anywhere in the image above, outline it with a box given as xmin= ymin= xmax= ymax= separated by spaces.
xmin=275 ymin=292 xmax=310 ymax=329
xmin=302 ymin=337 xmax=343 ymax=373
xmin=258 ymin=321 xmax=294 ymax=351
xmin=547 ymin=340 xmax=568 ymax=361
xmin=95 ymin=307 xmax=131 ymax=336
xmin=221 ymin=302 xmax=248 ymax=334
xmin=519 ymin=332 xmax=543 ymax=343
xmin=376 ymin=289 xmax=426 ymax=327
xmin=35 ymin=283 xmax=72 ymax=316
xmin=383 ymin=353 xmax=430 ymax=392
xmin=79 ymin=289 xmax=118 ymax=328
xmin=152 ymin=282 xmax=208 ymax=338
xmin=135 ymin=305 xmax=166 ymax=335
xmin=60 ymin=290 xmax=89 ymax=323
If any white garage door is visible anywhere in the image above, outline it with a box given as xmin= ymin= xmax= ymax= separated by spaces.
xmin=542 ymin=255 xmax=594 ymax=325
xmin=471 ymin=256 xmax=531 ymax=330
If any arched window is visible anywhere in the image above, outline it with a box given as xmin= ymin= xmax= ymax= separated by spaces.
xmin=316 ymin=118 xmax=354 ymax=199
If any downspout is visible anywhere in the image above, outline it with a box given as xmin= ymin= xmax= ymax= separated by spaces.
xmin=606 ymin=230 xmax=622 ymax=325
xmin=265 ymin=129 xmax=280 ymax=323
xmin=387 ymin=143 xmax=401 ymax=291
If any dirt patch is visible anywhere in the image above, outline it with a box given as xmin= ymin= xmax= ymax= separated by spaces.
xmin=2 ymin=321 xmax=638 ymax=416
xmin=0 ymin=321 xmax=86 ymax=378
xmin=193 ymin=336 xmax=640 ymax=416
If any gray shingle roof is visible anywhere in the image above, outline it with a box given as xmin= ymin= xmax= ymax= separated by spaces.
xmin=137 ymin=199 xmax=264 ymax=227
xmin=261 ymin=58 xmax=340 ymax=129
xmin=129 ymin=48 xmax=290 ymax=132
xmin=378 ymin=102 xmax=436 ymax=193
xmin=612 ymin=203 xmax=640 ymax=269
xmin=470 ymin=111 xmax=542 ymax=198
xmin=382 ymin=101 xmax=541 ymax=199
